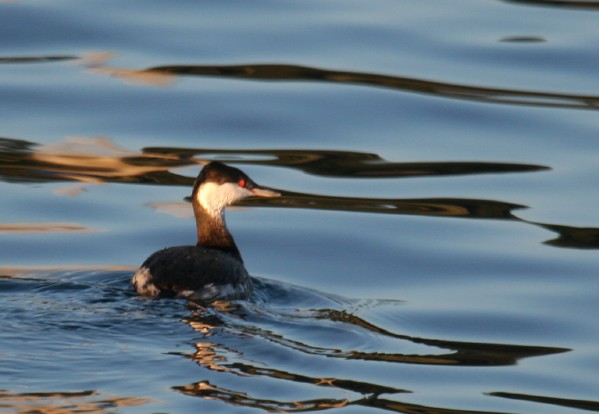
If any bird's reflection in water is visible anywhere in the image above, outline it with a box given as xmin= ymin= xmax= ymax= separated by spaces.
xmin=170 ymin=283 xmax=568 ymax=413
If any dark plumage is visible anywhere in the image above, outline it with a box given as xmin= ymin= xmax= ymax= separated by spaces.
xmin=131 ymin=162 xmax=280 ymax=301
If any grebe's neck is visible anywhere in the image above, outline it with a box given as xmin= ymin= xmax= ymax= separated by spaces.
xmin=193 ymin=202 xmax=242 ymax=261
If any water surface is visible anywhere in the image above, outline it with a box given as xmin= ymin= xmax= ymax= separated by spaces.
xmin=1 ymin=1 xmax=599 ymax=413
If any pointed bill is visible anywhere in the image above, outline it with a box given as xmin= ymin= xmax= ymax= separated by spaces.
xmin=250 ymin=187 xmax=281 ymax=198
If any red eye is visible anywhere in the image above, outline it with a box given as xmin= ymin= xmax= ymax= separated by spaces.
xmin=238 ymin=179 xmax=246 ymax=188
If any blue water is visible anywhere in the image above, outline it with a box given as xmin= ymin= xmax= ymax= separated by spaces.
xmin=2 ymin=0 xmax=599 ymax=413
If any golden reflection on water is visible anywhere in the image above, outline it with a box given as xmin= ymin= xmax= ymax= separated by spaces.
xmin=170 ymin=304 xmax=568 ymax=413
xmin=174 ymin=379 xmax=599 ymax=414
xmin=33 ymin=136 xmax=191 ymax=184
xmin=74 ymin=52 xmax=599 ymax=110
xmin=174 ymin=381 xmax=350 ymax=412
xmin=0 ymin=222 xmax=101 ymax=234
xmin=2 ymin=135 xmax=599 ymax=249
xmin=0 ymin=265 xmax=136 ymax=278
xmin=0 ymin=135 xmax=194 ymax=194
xmin=78 ymin=51 xmax=177 ymax=86
xmin=0 ymin=390 xmax=154 ymax=414
xmin=1 ymin=135 xmax=547 ymax=187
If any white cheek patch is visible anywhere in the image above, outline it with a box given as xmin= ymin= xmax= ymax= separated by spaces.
xmin=198 ymin=182 xmax=251 ymax=217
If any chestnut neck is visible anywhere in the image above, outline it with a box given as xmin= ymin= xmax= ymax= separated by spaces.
xmin=192 ymin=199 xmax=242 ymax=261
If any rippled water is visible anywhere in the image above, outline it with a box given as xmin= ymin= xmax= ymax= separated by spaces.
xmin=2 ymin=1 xmax=599 ymax=413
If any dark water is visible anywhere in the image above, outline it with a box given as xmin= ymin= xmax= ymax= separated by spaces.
xmin=2 ymin=0 xmax=599 ymax=413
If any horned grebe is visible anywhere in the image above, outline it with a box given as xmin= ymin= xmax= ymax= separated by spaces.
xmin=132 ymin=161 xmax=280 ymax=301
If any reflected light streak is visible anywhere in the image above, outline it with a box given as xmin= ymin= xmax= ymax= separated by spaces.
xmin=168 ymin=298 xmax=569 ymax=413
xmin=0 ymin=265 xmax=136 ymax=277
xmin=0 ymin=390 xmax=154 ymax=414
xmin=0 ymin=222 xmax=101 ymax=234
xmin=76 ymin=52 xmax=599 ymax=110
xmin=2 ymin=136 xmax=598 ymax=249
xmin=33 ymin=136 xmax=185 ymax=182
xmin=174 ymin=381 xmax=350 ymax=412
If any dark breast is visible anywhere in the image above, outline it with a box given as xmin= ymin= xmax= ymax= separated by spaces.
xmin=131 ymin=245 xmax=251 ymax=301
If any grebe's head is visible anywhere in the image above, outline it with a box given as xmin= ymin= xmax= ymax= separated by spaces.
xmin=192 ymin=161 xmax=280 ymax=216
